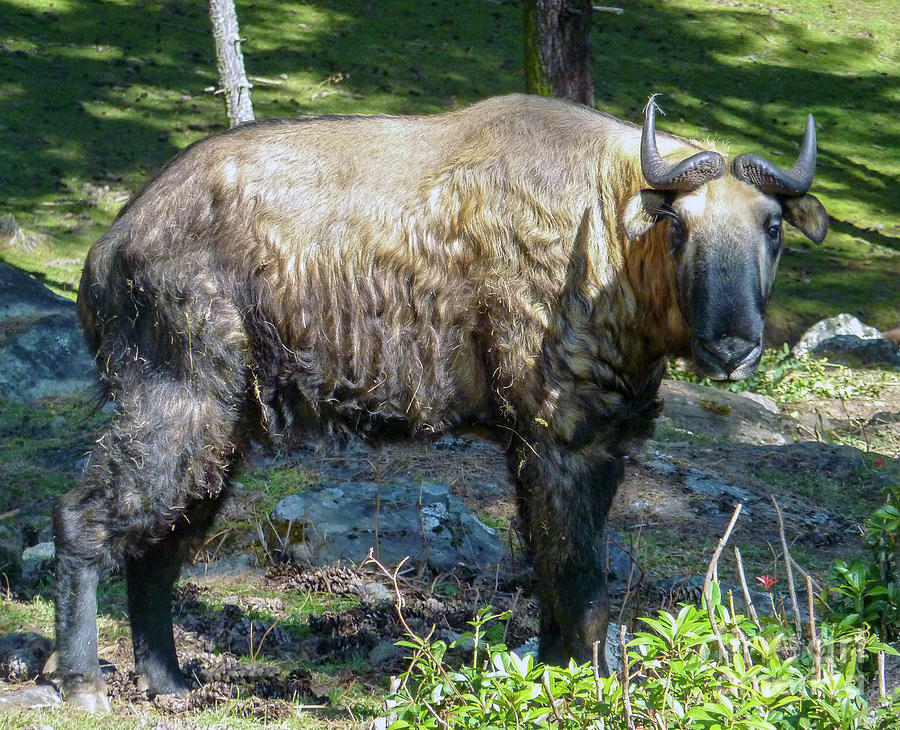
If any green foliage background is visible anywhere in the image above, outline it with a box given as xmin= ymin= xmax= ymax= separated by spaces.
xmin=2 ymin=0 xmax=898 ymax=341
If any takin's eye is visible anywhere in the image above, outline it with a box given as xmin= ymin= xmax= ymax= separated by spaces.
xmin=669 ymin=218 xmax=687 ymax=253
xmin=765 ymin=221 xmax=783 ymax=255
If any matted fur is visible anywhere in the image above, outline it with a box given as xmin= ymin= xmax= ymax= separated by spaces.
xmin=52 ymin=94 xmax=804 ymax=703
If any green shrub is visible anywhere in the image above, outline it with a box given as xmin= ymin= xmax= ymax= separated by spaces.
xmin=823 ymin=485 xmax=900 ymax=644
xmin=384 ymin=591 xmax=900 ymax=729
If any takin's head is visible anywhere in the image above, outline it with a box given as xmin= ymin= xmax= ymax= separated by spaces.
xmin=623 ymin=99 xmax=829 ymax=381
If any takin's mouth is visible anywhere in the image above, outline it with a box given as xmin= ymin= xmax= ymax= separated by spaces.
xmin=691 ymin=339 xmax=763 ymax=382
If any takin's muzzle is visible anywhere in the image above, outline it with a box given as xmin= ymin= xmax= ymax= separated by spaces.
xmin=693 ymin=335 xmax=762 ymax=381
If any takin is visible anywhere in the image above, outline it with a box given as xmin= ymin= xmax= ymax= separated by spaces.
xmin=48 ymin=94 xmax=828 ymax=709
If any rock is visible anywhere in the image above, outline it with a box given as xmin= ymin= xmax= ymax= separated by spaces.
xmin=792 ymin=313 xmax=883 ymax=358
xmin=602 ymin=621 xmax=629 ymax=673
xmin=0 ymin=262 xmax=95 ymax=401
xmin=604 ymin=530 xmax=640 ymax=594
xmin=273 ymin=481 xmax=504 ymax=572
xmin=0 ymin=632 xmax=53 ymax=681
xmin=21 ymin=541 xmax=55 ymax=583
xmin=368 ymin=639 xmax=402 ymax=664
xmin=787 ymin=312 xmax=900 ymax=367
xmin=684 ymin=469 xmax=755 ymax=507
xmin=734 ymin=390 xmax=780 ymax=414
xmin=0 ymin=683 xmax=62 ymax=708
xmin=658 ymin=380 xmax=796 ymax=446
xmin=810 ymin=335 xmax=900 ymax=368
xmin=791 ymin=441 xmax=866 ymax=477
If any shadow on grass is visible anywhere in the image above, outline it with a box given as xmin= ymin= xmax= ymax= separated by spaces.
xmin=3 ymin=0 xmax=896 ymax=206
xmin=829 ymin=217 xmax=900 ymax=252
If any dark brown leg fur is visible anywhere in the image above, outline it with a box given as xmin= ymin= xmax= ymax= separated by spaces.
xmin=513 ymin=437 xmax=623 ymax=672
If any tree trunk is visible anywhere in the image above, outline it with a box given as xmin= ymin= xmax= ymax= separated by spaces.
xmin=209 ymin=0 xmax=254 ymax=127
xmin=523 ymin=0 xmax=594 ymax=107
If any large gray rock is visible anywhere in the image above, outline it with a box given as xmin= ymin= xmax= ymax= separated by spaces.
xmin=809 ymin=334 xmax=900 ymax=368
xmin=0 ymin=263 xmax=95 ymax=401
xmin=658 ymin=380 xmax=797 ymax=446
xmin=792 ymin=313 xmax=900 ymax=367
xmin=273 ymin=481 xmax=504 ymax=572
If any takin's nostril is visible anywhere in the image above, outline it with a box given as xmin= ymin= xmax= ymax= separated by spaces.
xmin=702 ymin=337 xmax=757 ymax=369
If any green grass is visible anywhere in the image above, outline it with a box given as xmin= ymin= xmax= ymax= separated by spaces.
xmin=0 ymin=397 xmax=109 ymax=512
xmin=1 ymin=0 xmax=898 ymax=337
xmin=0 ymin=594 xmax=54 ymax=635
xmin=1 ymin=1 xmax=898 ymax=726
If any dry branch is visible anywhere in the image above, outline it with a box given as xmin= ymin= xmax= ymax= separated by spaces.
xmin=772 ymin=496 xmax=803 ymax=636
xmin=733 ymin=546 xmax=760 ymax=628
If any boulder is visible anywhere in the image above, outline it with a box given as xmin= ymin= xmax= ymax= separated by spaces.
xmin=273 ymin=481 xmax=504 ymax=572
xmin=792 ymin=313 xmax=900 ymax=367
xmin=658 ymin=380 xmax=797 ymax=446
xmin=0 ymin=263 xmax=95 ymax=401
xmin=810 ymin=334 xmax=900 ymax=368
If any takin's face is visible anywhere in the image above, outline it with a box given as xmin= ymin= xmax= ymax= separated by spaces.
xmin=625 ymin=102 xmax=828 ymax=382
xmin=665 ymin=177 xmax=828 ymax=380
xmin=625 ymin=176 xmax=828 ymax=381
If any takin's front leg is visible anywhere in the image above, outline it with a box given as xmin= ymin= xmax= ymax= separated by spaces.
xmin=513 ymin=438 xmax=625 ymax=672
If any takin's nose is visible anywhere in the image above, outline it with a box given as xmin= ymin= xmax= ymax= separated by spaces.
xmin=693 ymin=336 xmax=761 ymax=381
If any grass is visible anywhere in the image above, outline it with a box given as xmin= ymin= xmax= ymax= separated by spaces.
xmin=1 ymin=0 xmax=898 ymax=338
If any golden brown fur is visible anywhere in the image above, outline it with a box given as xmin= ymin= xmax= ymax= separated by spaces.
xmin=84 ymin=95 xmax=700 ymax=439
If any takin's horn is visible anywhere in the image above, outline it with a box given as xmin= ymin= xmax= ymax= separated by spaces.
xmin=732 ymin=115 xmax=817 ymax=196
xmin=640 ymin=96 xmax=725 ymax=191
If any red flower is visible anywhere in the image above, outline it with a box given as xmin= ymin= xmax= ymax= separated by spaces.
xmin=756 ymin=575 xmax=778 ymax=591
xmin=874 ymin=459 xmax=886 ymax=468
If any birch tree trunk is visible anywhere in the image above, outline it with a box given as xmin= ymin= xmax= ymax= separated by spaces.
xmin=209 ymin=0 xmax=254 ymax=126
xmin=523 ymin=0 xmax=594 ymax=107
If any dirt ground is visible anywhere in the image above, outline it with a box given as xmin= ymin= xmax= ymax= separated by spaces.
xmin=1 ymin=374 xmax=899 ymax=725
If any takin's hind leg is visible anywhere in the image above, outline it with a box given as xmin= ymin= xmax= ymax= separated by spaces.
xmin=49 ymin=381 xmax=244 ymax=708
xmin=126 ymin=535 xmax=191 ymax=696
xmin=126 ymin=493 xmax=228 ymax=696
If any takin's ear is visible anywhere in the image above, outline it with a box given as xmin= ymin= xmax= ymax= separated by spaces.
xmin=782 ymin=193 xmax=828 ymax=244
xmin=622 ymin=190 xmax=668 ymax=241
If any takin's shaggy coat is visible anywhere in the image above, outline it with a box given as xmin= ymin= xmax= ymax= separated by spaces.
xmin=49 ymin=94 xmax=828 ymax=709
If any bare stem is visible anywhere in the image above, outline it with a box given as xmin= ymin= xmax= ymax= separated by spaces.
xmin=733 ymin=546 xmax=760 ymax=628
xmin=541 ymin=669 xmax=564 ymax=728
xmin=772 ymin=496 xmax=803 ymax=637
xmin=616 ymin=528 xmax=643 ymax=627
xmin=703 ymin=504 xmax=743 ymax=597
xmin=621 ymin=623 xmax=634 ymax=730
xmin=703 ymin=503 xmax=743 ymax=664
xmin=806 ymin=575 xmax=821 ymax=682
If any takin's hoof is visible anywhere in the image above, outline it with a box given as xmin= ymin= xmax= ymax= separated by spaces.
xmin=134 ymin=671 xmax=192 ymax=697
xmin=40 ymin=653 xmax=111 ymax=711
xmin=66 ymin=688 xmax=111 ymax=713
